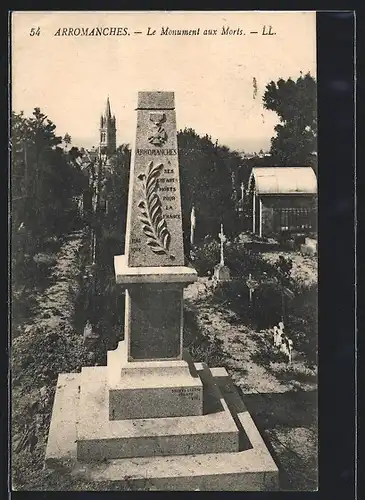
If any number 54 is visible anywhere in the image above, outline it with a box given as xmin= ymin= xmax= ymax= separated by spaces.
xmin=30 ymin=27 xmax=40 ymax=36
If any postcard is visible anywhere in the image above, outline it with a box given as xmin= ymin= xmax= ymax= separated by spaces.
xmin=11 ymin=11 xmax=317 ymax=491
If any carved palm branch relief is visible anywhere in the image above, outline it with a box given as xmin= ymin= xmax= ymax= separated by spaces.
xmin=137 ymin=161 xmax=175 ymax=260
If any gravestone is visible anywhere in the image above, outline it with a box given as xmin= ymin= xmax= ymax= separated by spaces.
xmin=214 ymin=223 xmax=231 ymax=281
xmin=45 ymin=92 xmax=278 ymax=491
xmin=82 ymin=320 xmax=99 ymax=349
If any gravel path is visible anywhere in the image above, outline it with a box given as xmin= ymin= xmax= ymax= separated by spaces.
xmin=32 ymin=231 xmax=85 ymax=331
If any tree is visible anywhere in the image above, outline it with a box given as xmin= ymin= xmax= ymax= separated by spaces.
xmin=68 ymin=146 xmax=82 ymax=163
xmin=11 ymin=108 xmax=85 ymax=249
xmin=177 ymin=128 xmax=241 ymax=245
xmin=263 ymin=73 xmax=317 ymax=168
xmin=63 ymin=133 xmax=72 ymax=150
xmin=103 ymin=144 xmax=131 ymax=256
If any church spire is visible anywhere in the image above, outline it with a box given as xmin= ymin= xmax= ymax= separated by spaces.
xmin=100 ymin=96 xmax=116 ymax=156
xmin=105 ymin=96 xmax=112 ymax=119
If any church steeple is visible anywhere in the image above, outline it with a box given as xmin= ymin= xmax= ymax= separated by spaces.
xmin=105 ymin=96 xmax=111 ymax=119
xmin=100 ymin=96 xmax=116 ymax=156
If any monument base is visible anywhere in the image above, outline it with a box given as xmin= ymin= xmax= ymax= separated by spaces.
xmin=214 ymin=264 xmax=231 ymax=282
xmin=45 ymin=358 xmax=279 ymax=490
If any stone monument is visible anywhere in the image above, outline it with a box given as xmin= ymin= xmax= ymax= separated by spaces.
xmin=45 ymin=91 xmax=278 ymax=491
xmin=213 ymin=223 xmax=231 ymax=281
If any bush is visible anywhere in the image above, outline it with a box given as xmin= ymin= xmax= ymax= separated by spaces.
xmin=12 ymin=254 xmax=36 ymax=287
xmin=253 ymin=280 xmax=284 ymax=330
xmin=212 ymin=279 xmax=251 ymax=314
xmin=211 ymin=277 xmax=283 ymax=330
xmin=225 ymin=243 xmax=276 ymax=280
xmin=11 ymin=292 xmax=38 ymax=339
xmin=41 ymin=235 xmax=62 ymax=254
xmin=211 ymin=277 xmax=317 ymax=363
xmin=12 ymin=325 xmax=90 ymax=391
xmin=192 ymin=238 xmax=277 ymax=280
xmin=192 ymin=237 xmax=220 ymax=276
xmin=203 ymin=242 xmax=318 ymax=359
xmin=287 ymin=284 xmax=318 ymax=365
xmin=12 ymin=252 xmax=58 ymax=296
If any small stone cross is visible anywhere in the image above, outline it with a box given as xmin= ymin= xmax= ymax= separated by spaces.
xmin=218 ymin=223 xmax=227 ymax=265
xmin=247 ymin=273 xmax=255 ymax=303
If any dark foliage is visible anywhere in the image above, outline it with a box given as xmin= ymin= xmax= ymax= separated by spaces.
xmin=11 ymin=108 xmax=86 ymax=284
xmin=263 ymin=73 xmax=317 ymax=168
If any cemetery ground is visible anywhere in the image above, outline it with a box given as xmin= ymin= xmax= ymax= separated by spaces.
xmin=11 ymin=230 xmax=317 ymax=491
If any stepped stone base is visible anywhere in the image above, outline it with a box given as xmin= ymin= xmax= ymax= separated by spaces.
xmin=45 ymin=363 xmax=279 ymax=490
xmin=76 ymin=364 xmax=238 ymax=460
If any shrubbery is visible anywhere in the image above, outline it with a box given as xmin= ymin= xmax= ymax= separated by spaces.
xmin=192 ymin=237 xmax=317 ymax=361
xmin=12 ymin=251 xmax=60 ymax=336
xmin=192 ymin=237 xmax=277 ymax=280
xmin=12 ymin=325 xmax=90 ymax=392
xmin=191 ymin=238 xmax=220 ymax=276
xmin=287 ymin=284 xmax=318 ymax=366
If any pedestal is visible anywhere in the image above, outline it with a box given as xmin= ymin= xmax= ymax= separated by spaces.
xmin=107 ymin=341 xmax=203 ymax=420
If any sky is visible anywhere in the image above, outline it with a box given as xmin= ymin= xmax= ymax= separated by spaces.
xmin=12 ymin=11 xmax=316 ymax=153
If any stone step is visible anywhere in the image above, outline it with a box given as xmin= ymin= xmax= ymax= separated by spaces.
xmin=71 ymin=450 xmax=278 ymax=491
xmin=76 ymin=364 xmax=239 ymax=460
xmin=44 ymin=373 xmax=79 ymax=467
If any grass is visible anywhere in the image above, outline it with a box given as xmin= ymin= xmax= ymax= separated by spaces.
xmin=271 ymin=363 xmax=318 ymax=384
xmin=11 ymin=232 xmax=93 ymax=491
xmin=11 ymin=229 xmax=148 ymax=491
